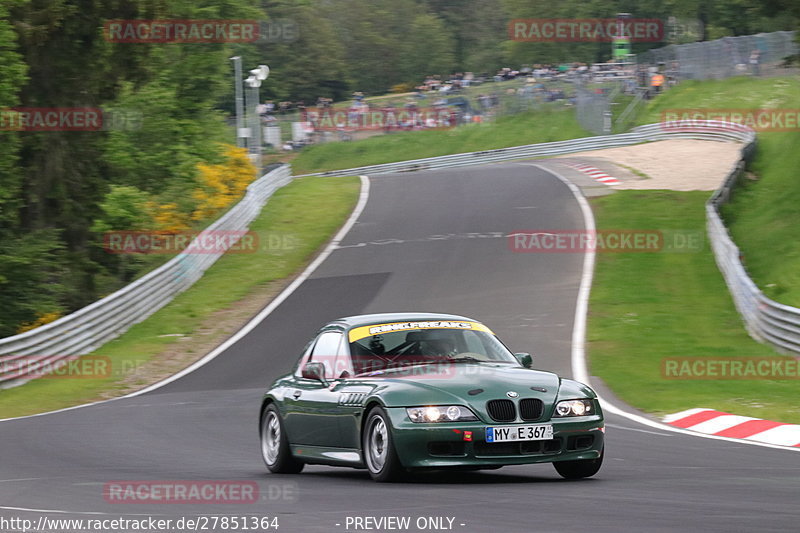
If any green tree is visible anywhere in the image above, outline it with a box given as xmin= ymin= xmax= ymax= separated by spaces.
xmin=250 ymin=0 xmax=350 ymax=102
xmin=0 ymin=0 xmax=27 ymax=229
xmin=91 ymin=185 xmax=154 ymax=234
xmin=401 ymin=13 xmax=455 ymax=82
xmin=0 ymin=1 xmax=66 ymax=336
xmin=424 ymin=0 xmax=509 ymax=74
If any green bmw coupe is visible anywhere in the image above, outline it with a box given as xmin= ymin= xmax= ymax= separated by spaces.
xmin=259 ymin=313 xmax=604 ymax=482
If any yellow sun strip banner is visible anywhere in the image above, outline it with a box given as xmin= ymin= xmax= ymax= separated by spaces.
xmin=348 ymin=321 xmax=493 ymax=343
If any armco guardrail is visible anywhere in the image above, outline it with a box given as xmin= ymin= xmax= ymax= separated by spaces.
xmin=0 ymin=164 xmax=293 ymax=386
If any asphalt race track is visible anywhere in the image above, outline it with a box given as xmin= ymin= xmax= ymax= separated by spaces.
xmin=0 ymin=163 xmax=797 ymax=533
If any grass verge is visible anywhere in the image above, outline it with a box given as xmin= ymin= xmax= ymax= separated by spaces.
xmin=292 ymin=108 xmax=588 ymax=174
xmin=588 ymin=191 xmax=800 ymax=424
xmin=589 ymin=75 xmax=800 ymax=424
xmin=635 ymin=75 xmax=800 ymax=306
xmin=0 ymin=176 xmax=360 ymax=419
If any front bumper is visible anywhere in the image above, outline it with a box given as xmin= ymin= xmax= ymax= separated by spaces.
xmin=385 ymin=407 xmax=604 ymax=469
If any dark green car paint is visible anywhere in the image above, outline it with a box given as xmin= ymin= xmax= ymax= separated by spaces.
xmin=260 ymin=313 xmax=604 ymax=471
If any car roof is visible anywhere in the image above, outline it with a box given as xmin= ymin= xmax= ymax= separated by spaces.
xmin=329 ymin=312 xmax=480 ymax=329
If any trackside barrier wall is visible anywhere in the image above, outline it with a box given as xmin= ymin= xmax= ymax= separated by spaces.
xmin=0 ymin=165 xmax=293 ymax=387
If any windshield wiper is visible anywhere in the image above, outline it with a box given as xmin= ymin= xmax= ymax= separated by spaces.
xmin=386 ymin=360 xmax=429 ymax=369
xmin=443 ymin=356 xmax=484 ymax=363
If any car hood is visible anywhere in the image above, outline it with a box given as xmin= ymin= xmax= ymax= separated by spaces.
xmin=353 ymin=363 xmax=568 ymax=416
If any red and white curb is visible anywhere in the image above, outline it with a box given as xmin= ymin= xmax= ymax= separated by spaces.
xmin=664 ymin=408 xmax=800 ymax=448
xmin=565 ymin=163 xmax=621 ymax=185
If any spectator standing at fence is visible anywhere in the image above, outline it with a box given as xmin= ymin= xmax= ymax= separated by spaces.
xmin=650 ymin=72 xmax=664 ymax=95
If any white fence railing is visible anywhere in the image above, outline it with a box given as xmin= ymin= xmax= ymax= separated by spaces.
xmin=0 ymin=165 xmax=293 ymax=386
xmin=3 ymin=120 xmax=796 ymax=388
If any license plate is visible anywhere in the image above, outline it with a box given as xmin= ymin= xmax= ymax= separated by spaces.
xmin=485 ymin=424 xmax=553 ymax=443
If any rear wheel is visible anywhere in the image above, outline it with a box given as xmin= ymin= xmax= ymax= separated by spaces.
xmin=362 ymin=407 xmax=404 ymax=482
xmin=261 ymin=404 xmax=304 ymax=474
xmin=553 ymin=447 xmax=603 ymax=479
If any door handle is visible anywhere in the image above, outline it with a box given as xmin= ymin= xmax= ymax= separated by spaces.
xmin=292 ymin=390 xmax=302 ymax=399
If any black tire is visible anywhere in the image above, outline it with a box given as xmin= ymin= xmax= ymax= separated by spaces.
xmin=362 ymin=407 xmax=404 ymax=482
xmin=260 ymin=404 xmax=304 ymax=474
xmin=553 ymin=447 xmax=603 ymax=479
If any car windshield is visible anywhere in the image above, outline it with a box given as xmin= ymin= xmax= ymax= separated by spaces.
xmin=348 ymin=327 xmax=517 ymax=375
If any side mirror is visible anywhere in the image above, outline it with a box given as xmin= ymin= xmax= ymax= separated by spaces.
xmin=514 ymin=352 xmax=533 ymax=368
xmin=301 ymin=362 xmax=328 ymax=384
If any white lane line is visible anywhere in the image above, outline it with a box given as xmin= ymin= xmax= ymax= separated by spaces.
xmin=0 ymin=478 xmax=42 ymax=483
xmin=335 ymin=231 xmax=506 ymax=250
xmin=0 ymin=176 xmax=371 ymax=423
xmin=529 ymin=163 xmax=800 ymax=453
xmin=526 ymin=165 xmax=594 ymax=388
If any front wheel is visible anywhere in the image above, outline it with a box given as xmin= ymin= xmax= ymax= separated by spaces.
xmin=553 ymin=447 xmax=603 ymax=479
xmin=362 ymin=407 xmax=404 ymax=482
xmin=261 ymin=404 xmax=304 ymax=474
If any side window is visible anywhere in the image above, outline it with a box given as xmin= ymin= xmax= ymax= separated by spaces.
xmin=294 ymin=339 xmax=315 ymax=377
xmin=309 ymin=331 xmax=344 ymax=379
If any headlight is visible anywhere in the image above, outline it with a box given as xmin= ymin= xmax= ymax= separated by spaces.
xmin=406 ymin=405 xmax=478 ymax=423
xmin=553 ymin=399 xmax=594 ymax=417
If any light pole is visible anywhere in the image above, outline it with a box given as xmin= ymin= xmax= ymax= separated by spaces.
xmin=230 ymin=56 xmax=246 ymax=148
xmin=245 ymin=65 xmax=269 ymax=177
